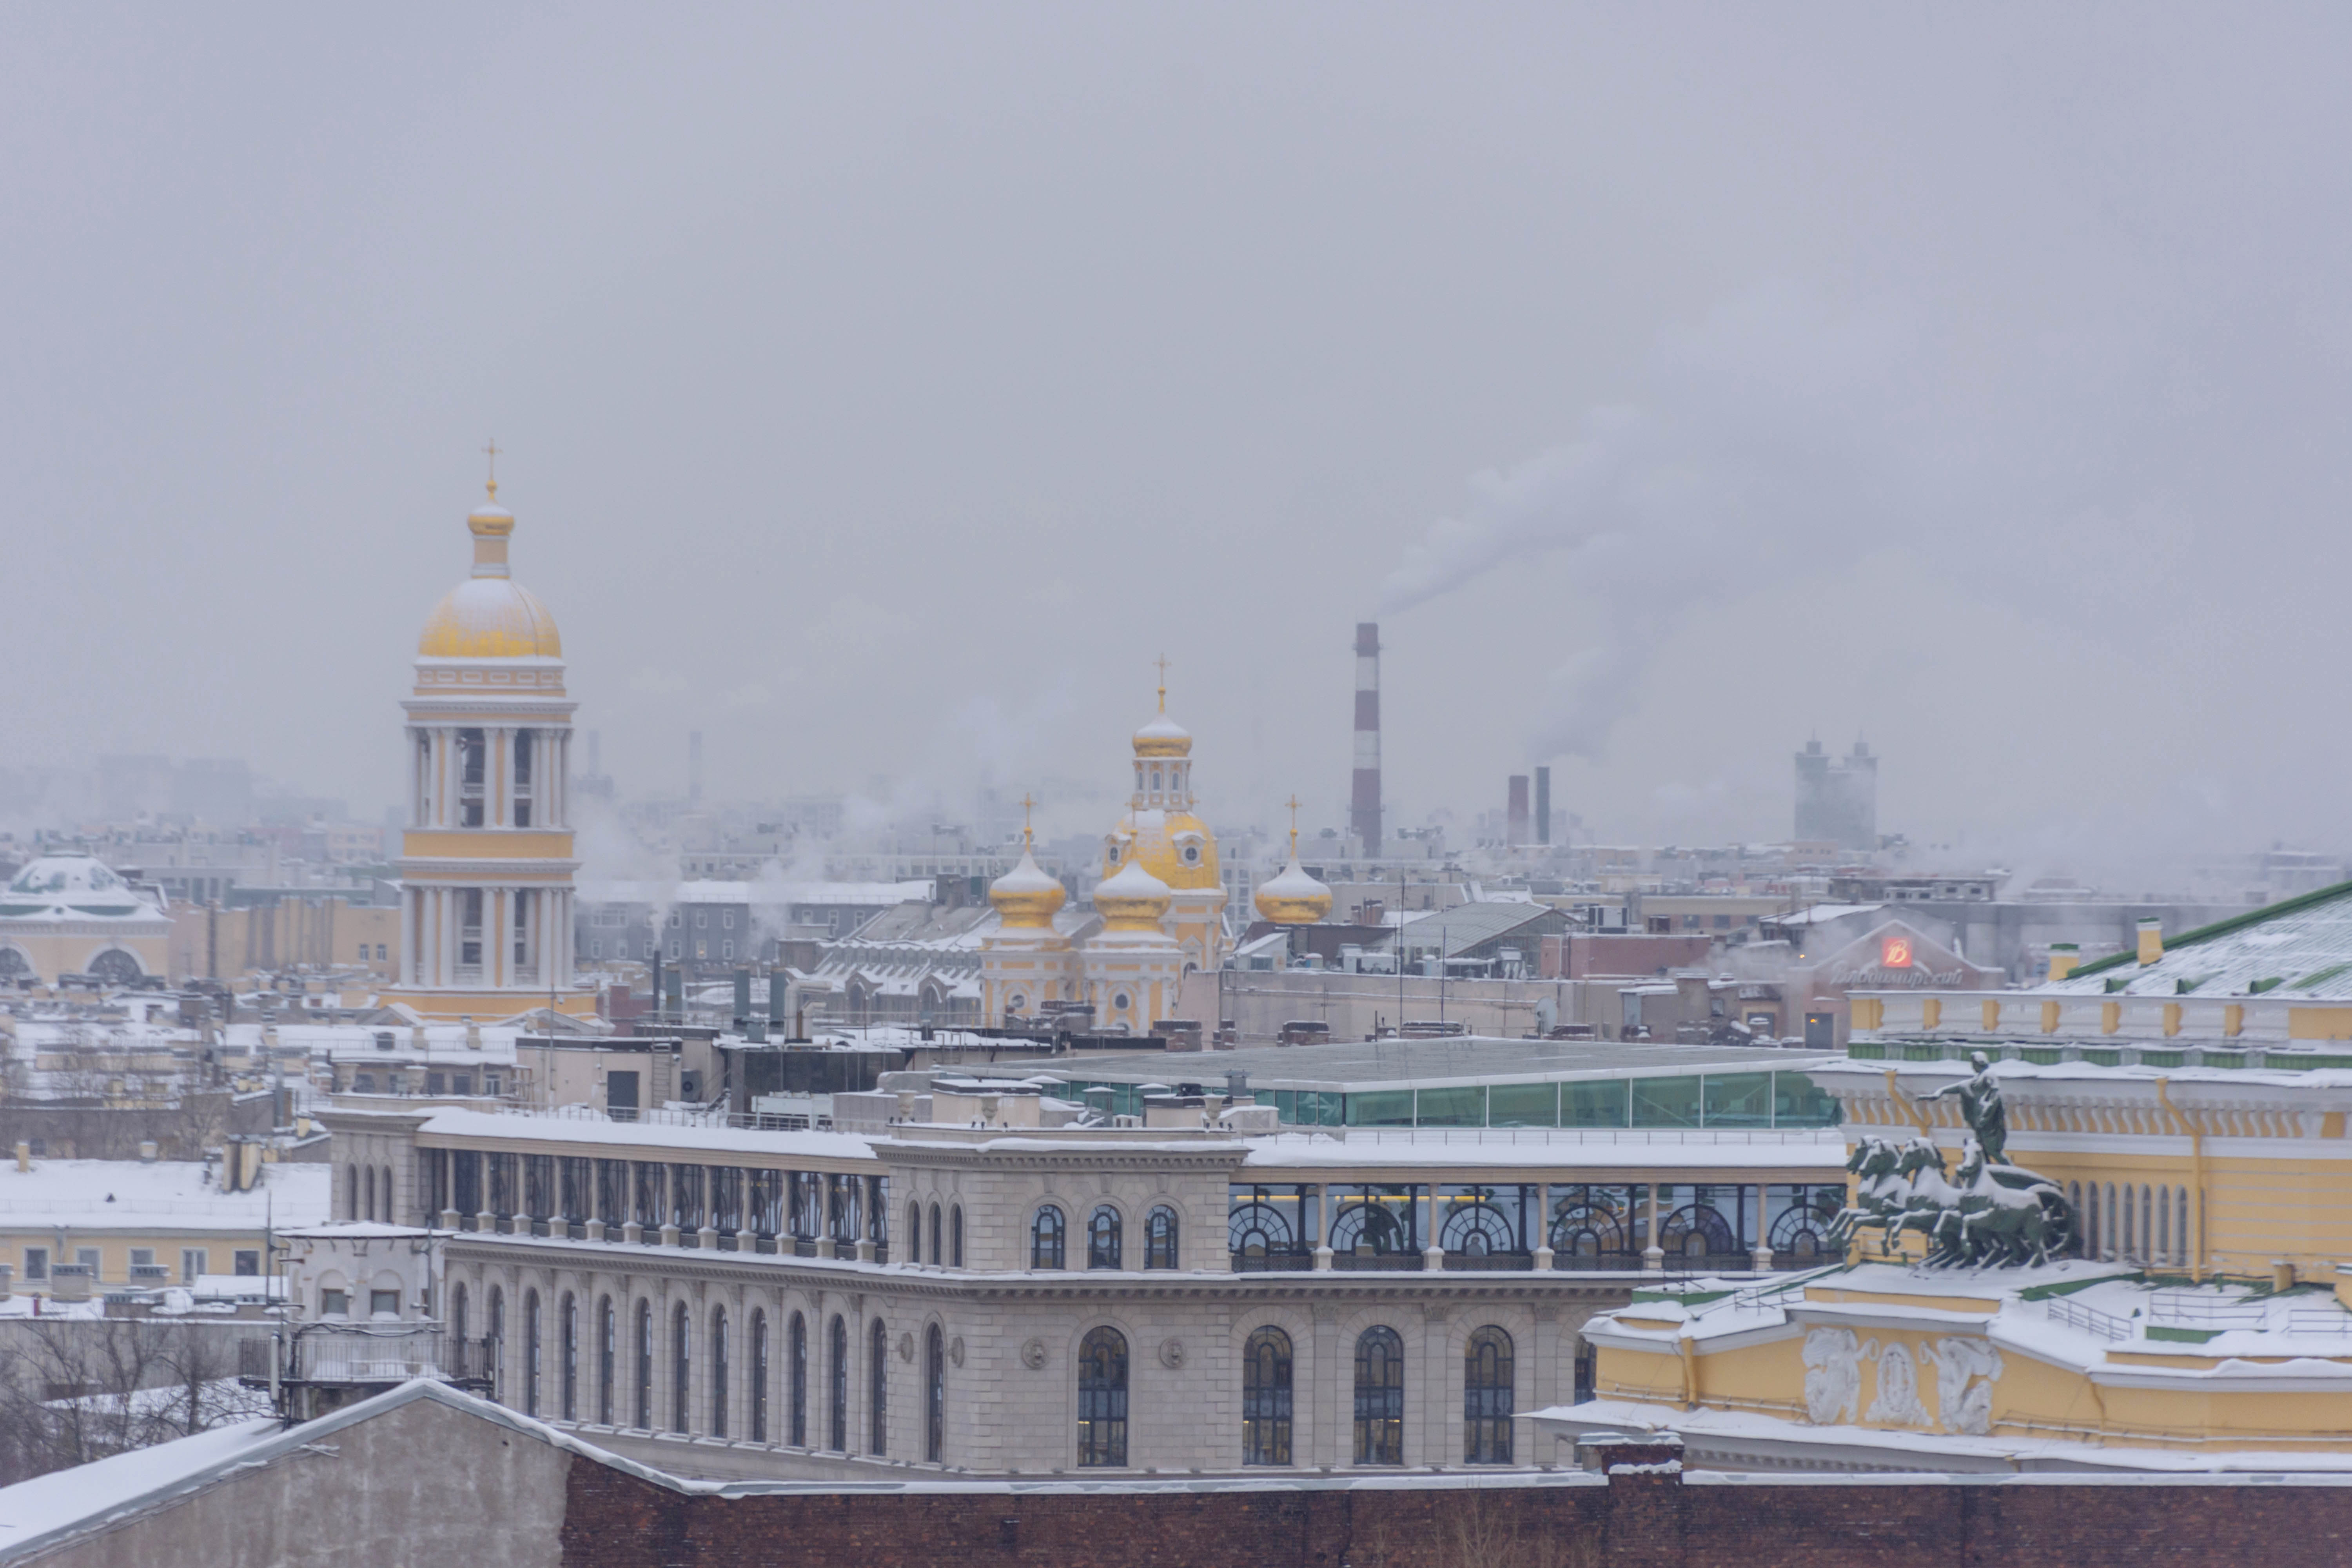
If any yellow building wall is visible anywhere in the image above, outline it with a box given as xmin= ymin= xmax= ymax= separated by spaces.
xmin=168 ymin=900 xmax=401 ymax=980
xmin=4 ymin=1227 xmax=274 ymax=1291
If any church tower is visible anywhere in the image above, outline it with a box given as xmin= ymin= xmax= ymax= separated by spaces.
xmin=1103 ymin=673 xmax=1227 ymax=976
xmin=388 ymin=475 xmax=591 ymax=1021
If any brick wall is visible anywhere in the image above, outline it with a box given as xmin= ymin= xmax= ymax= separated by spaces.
xmin=560 ymin=1442 xmax=2352 ymax=1568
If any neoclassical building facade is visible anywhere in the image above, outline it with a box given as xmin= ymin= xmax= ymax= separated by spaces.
xmin=314 ymin=1095 xmax=1843 ymax=1481
xmin=388 ymin=483 xmax=591 ymax=1022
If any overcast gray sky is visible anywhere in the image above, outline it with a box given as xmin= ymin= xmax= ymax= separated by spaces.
xmin=6 ymin=5 xmax=2349 ymax=874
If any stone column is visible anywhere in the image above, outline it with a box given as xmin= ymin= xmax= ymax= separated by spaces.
xmin=1312 ymin=1306 xmax=1341 ymax=1467
xmin=1417 ymin=1305 xmax=1449 ymax=1469
xmin=1534 ymin=1182 xmax=1554 ymax=1270
xmin=1751 ymin=1184 xmax=1774 ymax=1273
xmin=1642 ymin=1183 xmax=1665 ymax=1273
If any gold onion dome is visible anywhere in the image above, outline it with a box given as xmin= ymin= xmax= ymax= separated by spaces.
xmin=1254 ymin=800 xmax=1332 ymax=926
xmin=1093 ymin=858 xmax=1174 ymax=932
xmin=417 ymin=486 xmax=563 ymax=659
xmin=989 ymin=846 xmax=1066 ymax=929
xmin=1254 ymin=856 xmax=1332 ymax=926
xmin=1132 ymin=684 xmax=1192 ymax=759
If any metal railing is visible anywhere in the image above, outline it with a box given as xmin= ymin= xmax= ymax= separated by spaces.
xmin=2285 ymin=1308 xmax=2352 ymax=1335
xmin=2147 ymin=1293 xmax=2267 ymax=1328
xmin=2045 ymin=1296 xmax=2133 ymax=1341
xmin=241 ymin=1328 xmax=497 ymax=1386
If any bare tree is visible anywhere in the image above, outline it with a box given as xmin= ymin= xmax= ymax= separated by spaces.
xmin=0 ymin=1319 xmax=270 ymax=1486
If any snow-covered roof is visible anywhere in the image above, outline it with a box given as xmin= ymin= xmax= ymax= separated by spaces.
xmin=1763 ymin=903 xmax=1886 ymax=928
xmin=0 ymin=1160 xmax=330 ymax=1232
xmin=0 ymin=854 xmax=164 ymax=922
xmin=576 ymin=879 xmax=934 ymax=907
xmin=415 ymin=1107 xmax=875 ymax=1162
xmin=2045 ymin=879 xmax=2352 ymax=1000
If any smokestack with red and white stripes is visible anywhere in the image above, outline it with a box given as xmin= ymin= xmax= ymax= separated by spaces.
xmin=1350 ymin=622 xmax=1382 ymax=854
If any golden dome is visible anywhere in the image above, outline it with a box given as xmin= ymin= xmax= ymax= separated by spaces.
xmin=417 ymin=494 xmax=563 ymax=659
xmin=988 ymin=845 xmax=1066 ymax=929
xmin=1132 ymin=712 xmax=1191 ymax=759
xmin=1254 ymin=801 xmax=1330 ymax=924
xmin=1093 ymin=859 xmax=1174 ymax=932
xmin=1254 ymin=855 xmax=1333 ymax=926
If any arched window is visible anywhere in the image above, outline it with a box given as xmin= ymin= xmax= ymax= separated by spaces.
xmin=2067 ymin=1181 xmax=2084 ymax=1257
xmin=869 ymin=1318 xmax=889 ymax=1455
xmin=925 ymin=1325 xmax=946 ymax=1464
xmin=2178 ymin=1185 xmax=2192 ymax=1266
xmin=1076 ymin=1327 xmax=1129 ymax=1467
xmin=1088 ymin=1205 xmax=1123 ymax=1270
xmin=1353 ymin=1327 xmax=1404 ymax=1465
xmin=452 ymin=1283 xmax=470 ymax=1369
xmin=1145 ymin=1205 xmax=1180 ymax=1270
xmin=907 ymin=1201 xmax=922 ymax=1261
xmin=1464 ymin=1327 xmax=1514 ymax=1464
xmin=598 ymin=1297 xmax=615 ymax=1425
xmin=2157 ymin=1186 xmax=2171 ymax=1265
xmin=930 ymin=1204 xmax=943 ymax=1266
xmin=1241 ymin=1327 xmax=1293 ymax=1466
xmin=383 ymin=1166 xmax=396 ymax=1224
xmin=364 ymin=1165 xmax=376 ymax=1223
xmin=789 ymin=1311 xmax=809 ymax=1446
xmin=523 ymin=1291 xmax=542 ymax=1417
xmin=671 ymin=1304 xmax=691 ymax=1434
xmin=635 ymin=1301 xmax=653 ymax=1428
xmin=560 ymin=1293 xmax=578 ymax=1421
xmin=710 ymin=1308 xmax=730 ymax=1439
xmin=951 ymin=1206 xmax=964 ymax=1267
xmin=828 ymin=1315 xmax=849 ymax=1451
xmin=1032 ymin=1205 xmax=1067 ymax=1269
xmin=487 ymin=1287 xmax=506 ymax=1405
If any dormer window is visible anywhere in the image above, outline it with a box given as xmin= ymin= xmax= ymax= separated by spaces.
xmin=1107 ymin=845 xmax=1120 ymax=865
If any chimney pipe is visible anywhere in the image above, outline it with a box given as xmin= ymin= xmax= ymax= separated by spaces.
xmin=2047 ymin=943 xmax=2079 ymax=983
xmin=2136 ymin=917 xmax=2163 ymax=966
xmin=1350 ymin=622 xmax=1382 ymax=854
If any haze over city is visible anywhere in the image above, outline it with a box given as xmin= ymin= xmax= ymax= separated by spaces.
xmin=7 ymin=5 xmax=2352 ymax=878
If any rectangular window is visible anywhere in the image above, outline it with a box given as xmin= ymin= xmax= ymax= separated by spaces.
xmin=1771 ymin=1072 xmax=1840 ymax=1128
xmin=76 ymin=1247 xmax=100 ymax=1274
xmin=695 ymin=912 xmax=708 ymax=929
xmin=1701 ymin=1073 xmax=1773 ymax=1129
xmin=1487 ymin=1082 xmax=1559 ymax=1128
xmin=1630 ymin=1076 xmax=1703 ymax=1128
xmin=723 ymin=911 xmax=734 ymax=929
xmin=321 ymin=1287 xmax=349 ymax=1316
xmin=234 ymin=1250 xmax=261 ymax=1276
xmin=590 ymin=939 xmax=602 ymax=958
xmin=1413 ymin=1085 xmax=1486 ymax=1127
xmin=377 ymin=943 xmax=388 ymax=960
xmin=23 ymin=1247 xmax=47 ymax=1281
xmin=1560 ymin=1079 xmax=1630 ymax=1128
xmin=426 ymin=1072 xmax=445 ymax=1094
xmin=181 ymin=1249 xmax=207 ymax=1283
xmin=1343 ymin=1089 xmax=1415 ymax=1127
xmin=721 ymin=940 xmax=733 ymax=960
xmin=130 ymin=1248 xmax=156 ymax=1268
xmin=370 ymin=1288 xmax=400 ymax=1316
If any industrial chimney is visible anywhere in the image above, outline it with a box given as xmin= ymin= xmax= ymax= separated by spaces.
xmin=1350 ymin=622 xmax=1382 ymax=854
